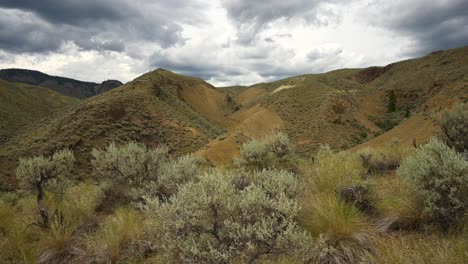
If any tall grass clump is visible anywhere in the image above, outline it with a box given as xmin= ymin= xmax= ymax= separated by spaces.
xmin=301 ymin=146 xmax=374 ymax=263
xmin=0 ymin=201 xmax=36 ymax=263
xmin=90 ymin=207 xmax=144 ymax=263
xmin=373 ymin=234 xmax=468 ymax=264
xmin=374 ymin=176 xmax=426 ymax=231
xmin=397 ymin=138 xmax=468 ymax=232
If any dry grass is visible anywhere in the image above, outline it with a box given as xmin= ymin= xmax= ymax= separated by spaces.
xmin=306 ymin=193 xmax=370 ymax=240
xmin=300 ymin=150 xmax=375 ymax=263
xmin=89 ymin=207 xmax=144 ymax=263
xmin=0 ymin=201 xmax=37 ymax=263
xmin=374 ymin=175 xmax=426 ymax=231
xmin=373 ymin=233 xmax=468 ymax=264
xmin=306 ymin=150 xmax=366 ymax=194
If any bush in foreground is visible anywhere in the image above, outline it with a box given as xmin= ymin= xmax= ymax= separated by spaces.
xmin=92 ymin=142 xmax=203 ymax=199
xmin=397 ymin=139 xmax=468 ymax=231
xmin=16 ymin=149 xmax=75 ymax=227
xmin=144 ymin=170 xmax=312 ymax=263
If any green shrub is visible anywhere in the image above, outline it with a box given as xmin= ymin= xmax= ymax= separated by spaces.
xmin=92 ymin=142 xmax=169 ymax=186
xmin=16 ymin=149 xmax=75 ymax=227
xmin=144 ymin=169 xmax=313 ymax=263
xmin=440 ymin=103 xmax=468 ymax=153
xmin=397 ymin=139 xmax=468 ymax=231
xmin=92 ymin=142 xmax=202 ymax=198
xmin=235 ymin=132 xmax=296 ymax=171
xmin=387 ymin=90 xmax=397 ymax=113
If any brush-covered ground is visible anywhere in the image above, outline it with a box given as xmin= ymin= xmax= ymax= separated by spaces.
xmin=0 ymin=80 xmax=79 ymax=144
xmin=0 ymin=128 xmax=466 ymax=263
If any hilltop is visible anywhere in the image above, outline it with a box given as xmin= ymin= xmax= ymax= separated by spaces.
xmin=0 ymin=68 xmax=123 ymax=99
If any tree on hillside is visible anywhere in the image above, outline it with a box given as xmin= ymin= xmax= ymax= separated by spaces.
xmin=16 ymin=149 xmax=75 ymax=227
xmin=387 ymin=90 xmax=397 ymax=113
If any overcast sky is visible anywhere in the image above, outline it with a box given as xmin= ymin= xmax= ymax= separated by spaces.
xmin=0 ymin=0 xmax=467 ymax=86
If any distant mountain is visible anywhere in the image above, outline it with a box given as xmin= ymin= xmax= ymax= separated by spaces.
xmin=0 ymin=69 xmax=123 ymax=99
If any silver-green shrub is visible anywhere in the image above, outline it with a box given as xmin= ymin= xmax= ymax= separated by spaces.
xmin=235 ymin=132 xmax=296 ymax=170
xmin=397 ymin=139 xmax=468 ymax=230
xmin=144 ymin=169 xmax=313 ymax=263
xmin=16 ymin=149 xmax=75 ymax=227
xmin=440 ymin=103 xmax=468 ymax=153
xmin=157 ymin=154 xmax=205 ymax=197
xmin=92 ymin=142 xmax=169 ymax=186
xmin=92 ymin=142 xmax=202 ymax=198
xmin=264 ymin=131 xmax=293 ymax=158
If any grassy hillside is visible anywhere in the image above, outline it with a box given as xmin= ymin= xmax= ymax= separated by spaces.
xmin=0 ymin=80 xmax=78 ymax=144
xmin=0 ymin=69 xmax=234 ymax=190
xmin=0 ymin=69 xmax=123 ymax=99
xmin=197 ymin=46 xmax=468 ymax=165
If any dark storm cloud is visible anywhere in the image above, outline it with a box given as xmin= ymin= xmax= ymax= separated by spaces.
xmin=0 ymin=9 xmax=63 ymax=53
xmin=0 ymin=0 xmax=129 ymax=25
xmin=0 ymin=0 xmax=204 ymax=54
xmin=222 ymin=0 xmax=342 ymax=44
xmin=363 ymin=0 xmax=468 ymax=56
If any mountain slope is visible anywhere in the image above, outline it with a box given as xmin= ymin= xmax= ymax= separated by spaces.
xmin=0 ymin=69 xmax=236 ymax=190
xmin=199 ymin=46 xmax=468 ymax=165
xmin=0 ymin=80 xmax=78 ymax=144
xmin=0 ymin=69 xmax=123 ymax=99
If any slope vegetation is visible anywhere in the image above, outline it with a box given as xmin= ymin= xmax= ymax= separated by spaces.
xmin=0 ymin=80 xmax=78 ymax=144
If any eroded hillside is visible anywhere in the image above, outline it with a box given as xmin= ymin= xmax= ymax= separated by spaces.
xmin=1 ymin=46 xmax=467 ymax=187
xmin=199 ymin=46 xmax=468 ymax=165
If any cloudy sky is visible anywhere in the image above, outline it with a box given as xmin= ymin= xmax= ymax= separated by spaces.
xmin=0 ymin=0 xmax=467 ymax=86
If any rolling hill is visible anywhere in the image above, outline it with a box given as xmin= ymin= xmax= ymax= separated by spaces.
xmin=199 ymin=46 xmax=468 ymax=165
xmin=0 ymin=46 xmax=466 ymax=188
xmin=0 ymin=68 xmax=237 ymax=190
xmin=0 ymin=80 xmax=78 ymax=144
xmin=0 ymin=68 xmax=123 ymax=99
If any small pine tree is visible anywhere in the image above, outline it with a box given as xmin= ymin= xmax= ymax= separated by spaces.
xmin=16 ymin=149 xmax=75 ymax=227
xmin=387 ymin=90 xmax=397 ymax=113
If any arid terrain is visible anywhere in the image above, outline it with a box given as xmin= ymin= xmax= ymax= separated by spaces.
xmin=0 ymin=46 xmax=467 ymax=264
